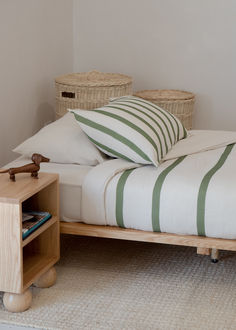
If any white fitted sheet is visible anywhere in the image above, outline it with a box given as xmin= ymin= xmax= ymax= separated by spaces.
xmin=5 ymin=157 xmax=92 ymax=222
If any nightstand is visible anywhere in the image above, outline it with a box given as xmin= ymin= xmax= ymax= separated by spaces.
xmin=0 ymin=172 xmax=60 ymax=312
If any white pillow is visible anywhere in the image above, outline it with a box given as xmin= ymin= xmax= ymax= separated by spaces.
xmin=13 ymin=112 xmax=106 ymax=165
xmin=71 ymin=96 xmax=187 ymax=166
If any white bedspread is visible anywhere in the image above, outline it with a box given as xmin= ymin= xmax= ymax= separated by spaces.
xmin=82 ymin=130 xmax=236 ymax=239
xmin=4 ymin=156 xmax=92 ymax=222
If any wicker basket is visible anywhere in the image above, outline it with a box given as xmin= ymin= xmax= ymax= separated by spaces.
xmin=55 ymin=70 xmax=133 ymax=118
xmin=134 ymin=89 xmax=195 ymax=130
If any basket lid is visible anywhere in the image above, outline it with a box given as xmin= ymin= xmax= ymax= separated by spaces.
xmin=55 ymin=70 xmax=132 ymax=87
xmin=134 ymin=89 xmax=195 ymax=101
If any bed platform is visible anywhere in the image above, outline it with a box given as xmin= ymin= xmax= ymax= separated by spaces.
xmin=60 ymin=222 xmax=234 ymax=262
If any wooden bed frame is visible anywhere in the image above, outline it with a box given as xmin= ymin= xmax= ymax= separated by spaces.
xmin=60 ymin=221 xmax=236 ymax=262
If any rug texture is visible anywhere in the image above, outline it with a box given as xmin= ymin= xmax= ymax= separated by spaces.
xmin=1 ymin=235 xmax=236 ymax=330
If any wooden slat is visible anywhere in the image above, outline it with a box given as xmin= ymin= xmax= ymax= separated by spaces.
xmin=197 ymin=247 xmax=211 ymax=255
xmin=60 ymin=222 xmax=236 ymax=252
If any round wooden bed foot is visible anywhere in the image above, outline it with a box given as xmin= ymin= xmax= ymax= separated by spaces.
xmin=33 ymin=267 xmax=57 ymax=288
xmin=211 ymin=248 xmax=219 ymax=263
xmin=3 ymin=289 xmax=32 ymax=312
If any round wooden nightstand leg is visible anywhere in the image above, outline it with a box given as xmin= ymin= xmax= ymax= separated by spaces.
xmin=3 ymin=289 xmax=32 ymax=313
xmin=33 ymin=266 xmax=57 ymax=288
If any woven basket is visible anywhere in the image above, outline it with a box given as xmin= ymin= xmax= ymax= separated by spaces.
xmin=55 ymin=70 xmax=132 ymax=118
xmin=134 ymin=89 xmax=195 ymax=130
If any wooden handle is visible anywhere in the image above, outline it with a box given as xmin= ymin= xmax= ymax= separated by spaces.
xmin=61 ymin=91 xmax=75 ymax=98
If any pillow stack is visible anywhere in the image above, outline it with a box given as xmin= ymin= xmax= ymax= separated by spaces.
xmin=71 ymin=95 xmax=187 ymax=166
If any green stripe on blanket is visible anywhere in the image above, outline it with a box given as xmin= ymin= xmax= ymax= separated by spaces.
xmin=197 ymin=144 xmax=235 ymax=236
xmin=116 ymin=169 xmax=136 ymax=228
xmin=152 ymin=156 xmax=187 ymax=232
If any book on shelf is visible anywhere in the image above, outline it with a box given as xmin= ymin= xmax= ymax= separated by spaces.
xmin=22 ymin=211 xmax=52 ymax=240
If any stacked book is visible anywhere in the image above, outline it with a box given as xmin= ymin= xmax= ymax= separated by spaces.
xmin=22 ymin=211 xmax=52 ymax=239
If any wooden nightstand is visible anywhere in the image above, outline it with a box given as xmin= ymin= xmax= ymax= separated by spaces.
xmin=0 ymin=172 xmax=60 ymax=312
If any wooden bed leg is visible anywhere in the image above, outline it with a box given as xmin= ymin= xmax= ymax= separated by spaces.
xmin=211 ymin=248 xmax=219 ymax=263
xmin=197 ymin=247 xmax=211 ymax=255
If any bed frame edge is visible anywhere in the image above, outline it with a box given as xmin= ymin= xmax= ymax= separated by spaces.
xmin=60 ymin=221 xmax=236 ymax=252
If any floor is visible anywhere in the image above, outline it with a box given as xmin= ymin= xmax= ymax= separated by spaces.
xmin=1 ymin=235 xmax=236 ymax=329
xmin=0 ymin=326 xmax=34 ymax=329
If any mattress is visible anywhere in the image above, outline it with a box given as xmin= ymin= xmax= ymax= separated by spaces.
xmin=4 ymin=156 xmax=92 ymax=222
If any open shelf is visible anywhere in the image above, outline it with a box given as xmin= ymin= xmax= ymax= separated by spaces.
xmin=23 ymin=220 xmax=59 ymax=290
xmin=22 ymin=216 xmax=58 ymax=247
xmin=23 ymin=254 xmax=58 ymax=290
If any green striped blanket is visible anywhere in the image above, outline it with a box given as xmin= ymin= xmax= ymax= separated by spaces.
xmin=82 ymin=141 xmax=236 ymax=239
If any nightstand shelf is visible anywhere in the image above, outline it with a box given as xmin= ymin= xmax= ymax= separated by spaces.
xmin=22 ymin=216 xmax=58 ymax=247
xmin=23 ymin=255 xmax=58 ymax=290
xmin=0 ymin=172 xmax=60 ymax=312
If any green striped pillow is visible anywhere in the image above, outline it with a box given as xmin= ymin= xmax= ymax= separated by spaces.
xmin=71 ymin=96 xmax=187 ymax=166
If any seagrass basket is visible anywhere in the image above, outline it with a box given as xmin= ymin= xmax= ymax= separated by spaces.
xmin=134 ymin=89 xmax=195 ymax=130
xmin=55 ymin=70 xmax=132 ymax=118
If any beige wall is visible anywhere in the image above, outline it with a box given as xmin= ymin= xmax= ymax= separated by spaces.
xmin=0 ymin=0 xmax=73 ymax=166
xmin=73 ymin=0 xmax=236 ymax=131
xmin=2 ymin=0 xmax=235 ymax=166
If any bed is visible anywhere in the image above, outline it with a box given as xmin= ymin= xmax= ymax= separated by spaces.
xmin=6 ymin=128 xmax=236 ymax=263
xmin=6 ymin=96 xmax=236 ymax=263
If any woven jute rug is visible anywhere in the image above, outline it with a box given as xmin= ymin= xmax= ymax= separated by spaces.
xmin=1 ymin=235 xmax=236 ymax=330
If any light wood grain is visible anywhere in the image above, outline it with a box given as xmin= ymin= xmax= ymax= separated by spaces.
xmin=0 ymin=172 xmax=59 ymax=302
xmin=24 ymin=180 xmax=59 ymax=216
xmin=211 ymin=248 xmax=219 ymax=260
xmin=3 ymin=289 xmax=32 ymax=313
xmin=34 ymin=266 xmax=57 ymax=288
xmin=23 ymin=255 xmax=58 ymax=290
xmin=22 ymin=216 xmax=58 ymax=248
xmin=0 ymin=202 xmax=22 ymax=293
xmin=23 ymin=221 xmax=59 ymax=289
xmin=27 ymin=221 xmax=60 ymax=259
xmin=197 ymin=247 xmax=211 ymax=255
xmin=0 ymin=172 xmax=58 ymax=203
xmin=60 ymin=222 xmax=236 ymax=252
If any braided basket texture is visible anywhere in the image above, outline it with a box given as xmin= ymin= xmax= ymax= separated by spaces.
xmin=55 ymin=70 xmax=132 ymax=118
xmin=134 ymin=89 xmax=195 ymax=130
